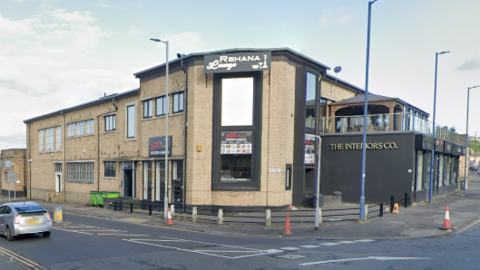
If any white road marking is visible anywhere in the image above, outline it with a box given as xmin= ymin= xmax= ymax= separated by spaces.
xmin=71 ymin=229 xmax=127 ymax=232
xmin=263 ymin=249 xmax=284 ymax=253
xmin=355 ymin=239 xmax=376 ymax=243
xmin=299 ymin=256 xmax=430 ymax=266
xmin=280 ymin=247 xmax=300 ymax=251
xmin=53 ymin=227 xmax=93 ymax=235
xmin=124 ymin=237 xmax=275 ymax=259
xmin=338 ymin=241 xmax=357 ymax=244
xmin=98 ymin=234 xmax=150 ymax=237
xmin=319 ymin=243 xmax=340 ymax=246
xmin=300 ymin=245 xmax=319 ymax=248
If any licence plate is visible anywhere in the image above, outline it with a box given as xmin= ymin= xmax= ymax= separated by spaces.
xmin=26 ymin=218 xmax=41 ymax=225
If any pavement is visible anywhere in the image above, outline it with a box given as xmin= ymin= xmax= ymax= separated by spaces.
xmin=2 ymin=172 xmax=480 ymax=269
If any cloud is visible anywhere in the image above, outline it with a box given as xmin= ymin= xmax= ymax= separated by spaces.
xmin=457 ymin=58 xmax=480 ymax=71
xmin=318 ymin=7 xmax=354 ymax=27
xmin=0 ymin=4 xmax=135 ymax=149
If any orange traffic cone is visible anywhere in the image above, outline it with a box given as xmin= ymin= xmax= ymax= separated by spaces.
xmin=392 ymin=203 xmax=399 ymax=214
xmin=284 ymin=213 xmax=292 ymax=235
xmin=167 ymin=207 xmax=173 ymax=225
xmin=441 ymin=206 xmax=451 ymax=230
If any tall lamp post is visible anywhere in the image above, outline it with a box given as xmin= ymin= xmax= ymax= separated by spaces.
xmin=429 ymin=51 xmax=450 ymax=202
xmin=359 ymin=0 xmax=378 ymax=222
xmin=464 ymin=85 xmax=480 ymax=190
xmin=150 ymin=38 xmax=170 ymax=219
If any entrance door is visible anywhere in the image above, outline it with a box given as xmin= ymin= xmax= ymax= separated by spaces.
xmin=123 ymin=162 xmax=136 ymax=197
xmin=55 ymin=163 xmax=63 ymax=193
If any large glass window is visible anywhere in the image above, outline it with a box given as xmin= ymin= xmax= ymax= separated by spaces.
xmin=76 ymin=121 xmax=85 ymax=136
xmin=305 ymin=72 xmax=317 ymax=130
xmin=105 ymin=115 xmax=116 ymax=131
xmin=156 ymin=96 xmax=166 ymax=116
xmin=86 ymin=119 xmax=94 ymax=135
xmin=213 ymin=73 xmax=261 ymax=191
xmin=127 ymin=105 xmax=135 ymax=138
xmin=155 ymin=161 xmax=165 ymax=201
xmin=143 ymin=161 xmax=152 ymax=200
xmin=39 ymin=130 xmax=44 ymax=153
xmin=172 ymin=160 xmax=183 ymax=203
xmin=67 ymin=162 xmax=94 ymax=183
xmin=173 ymin=92 xmax=184 ymax=113
xmin=68 ymin=123 xmax=75 ymax=137
xmin=143 ymin=100 xmax=153 ymax=118
xmin=415 ymin=151 xmax=424 ymax=191
xmin=104 ymin=161 xmax=116 ymax=177
xmin=45 ymin=127 xmax=54 ymax=152
xmin=221 ymin=78 xmax=253 ymax=126
xmin=56 ymin=126 xmax=62 ymax=151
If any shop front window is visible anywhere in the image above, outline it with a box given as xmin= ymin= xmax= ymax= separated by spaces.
xmin=220 ymin=131 xmax=253 ymax=182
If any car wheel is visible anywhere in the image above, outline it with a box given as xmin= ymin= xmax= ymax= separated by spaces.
xmin=6 ymin=227 xmax=15 ymax=241
xmin=43 ymin=232 xmax=51 ymax=238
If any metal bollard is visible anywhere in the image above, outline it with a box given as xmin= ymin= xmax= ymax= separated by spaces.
xmin=130 ymin=203 xmax=133 ymax=213
xmin=217 ymin=209 xmax=223 ymax=225
xmin=364 ymin=205 xmax=368 ymax=221
xmin=379 ymin=203 xmax=384 ymax=217
xmin=171 ymin=205 xmax=175 ymax=217
xmin=192 ymin=207 xmax=197 ymax=223
xmin=390 ymin=196 xmax=395 ymax=212
xmin=266 ymin=209 xmax=271 ymax=227
xmin=113 ymin=201 xmax=117 ymax=211
xmin=404 ymin=193 xmax=408 ymax=208
xmin=149 ymin=204 xmax=152 ymax=216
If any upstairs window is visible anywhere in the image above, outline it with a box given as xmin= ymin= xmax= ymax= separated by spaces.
xmin=56 ymin=126 xmax=62 ymax=151
xmin=156 ymin=96 xmax=166 ymax=116
xmin=68 ymin=119 xmax=94 ymax=137
xmin=173 ymin=92 xmax=184 ymax=113
xmin=105 ymin=115 xmax=116 ymax=132
xmin=127 ymin=105 xmax=135 ymax=138
xmin=39 ymin=130 xmax=44 ymax=153
xmin=143 ymin=99 xmax=153 ymax=118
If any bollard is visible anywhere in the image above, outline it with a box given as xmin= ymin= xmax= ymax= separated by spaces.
xmin=404 ymin=193 xmax=408 ymax=208
xmin=54 ymin=205 xmax=63 ymax=223
xmin=149 ymin=204 xmax=152 ymax=216
xmin=379 ymin=203 xmax=384 ymax=217
xmin=364 ymin=205 xmax=368 ymax=221
xmin=192 ymin=207 xmax=197 ymax=223
xmin=171 ymin=205 xmax=175 ymax=218
xmin=217 ymin=209 xmax=223 ymax=225
xmin=266 ymin=209 xmax=271 ymax=227
xmin=130 ymin=203 xmax=133 ymax=213
xmin=390 ymin=196 xmax=395 ymax=212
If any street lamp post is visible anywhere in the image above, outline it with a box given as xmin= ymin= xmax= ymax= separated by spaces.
xmin=359 ymin=0 xmax=378 ymax=223
xmin=150 ymin=38 xmax=170 ymax=219
xmin=464 ymin=85 xmax=480 ymax=190
xmin=429 ymin=51 xmax=450 ymax=202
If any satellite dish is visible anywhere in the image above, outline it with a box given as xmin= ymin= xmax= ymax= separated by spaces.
xmin=333 ymin=66 xmax=342 ymax=73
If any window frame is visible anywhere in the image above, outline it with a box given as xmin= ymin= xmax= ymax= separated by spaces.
xmin=212 ymin=72 xmax=263 ymax=191
xmin=105 ymin=115 xmax=116 ymax=132
xmin=104 ymin=161 xmax=116 ymax=177
xmin=67 ymin=161 xmax=95 ymax=183
xmin=172 ymin=92 xmax=184 ymax=113
xmin=143 ymin=99 xmax=153 ymax=119
xmin=126 ymin=104 xmax=136 ymax=139
xmin=156 ymin=96 xmax=167 ymax=116
xmin=39 ymin=129 xmax=45 ymax=153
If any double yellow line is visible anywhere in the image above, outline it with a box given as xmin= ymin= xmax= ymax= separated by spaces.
xmin=0 ymin=246 xmax=44 ymax=270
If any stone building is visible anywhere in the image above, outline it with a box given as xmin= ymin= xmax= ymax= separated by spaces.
xmin=23 ymin=47 xmax=463 ymax=210
xmin=1 ymin=149 xmax=26 ymax=198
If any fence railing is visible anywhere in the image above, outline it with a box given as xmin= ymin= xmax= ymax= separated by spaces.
xmin=319 ymin=113 xmax=459 ymax=143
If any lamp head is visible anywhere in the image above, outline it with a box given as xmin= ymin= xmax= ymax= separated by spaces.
xmin=150 ymin=38 xmax=161 ymax=42
xmin=437 ymin=51 xmax=450 ymax=55
xmin=469 ymin=85 xmax=480 ymax=90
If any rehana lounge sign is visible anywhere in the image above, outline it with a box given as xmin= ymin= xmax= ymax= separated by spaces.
xmin=204 ymin=52 xmax=271 ymax=73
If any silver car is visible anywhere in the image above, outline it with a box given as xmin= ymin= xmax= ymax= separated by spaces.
xmin=0 ymin=202 xmax=52 ymax=241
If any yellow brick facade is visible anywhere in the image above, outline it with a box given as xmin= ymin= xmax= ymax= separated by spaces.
xmin=23 ymin=49 xmax=361 ymax=209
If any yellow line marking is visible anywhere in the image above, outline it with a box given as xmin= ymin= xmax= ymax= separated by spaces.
xmin=0 ymin=246 xmax=44 ymax=270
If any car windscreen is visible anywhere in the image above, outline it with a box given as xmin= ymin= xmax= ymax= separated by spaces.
xmin=14 ymin=204 xmax=45 ymax=214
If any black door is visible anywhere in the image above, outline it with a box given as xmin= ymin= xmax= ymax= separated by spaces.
xmin=124 ymin=170 xmax=133 ymax=197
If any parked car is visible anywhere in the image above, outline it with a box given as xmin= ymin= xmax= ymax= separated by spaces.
xmin=470 ymin=164 xmax=478 ymax=171
xmin=0 ymin=202 xmax=52 ymax=241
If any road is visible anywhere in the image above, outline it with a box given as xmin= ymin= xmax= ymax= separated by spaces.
xmin=2 ymin=211 xmax=480 ymax=270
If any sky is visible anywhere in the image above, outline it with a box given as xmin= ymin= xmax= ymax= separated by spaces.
xmin=1 ymin=0 xmax=479 ymax=150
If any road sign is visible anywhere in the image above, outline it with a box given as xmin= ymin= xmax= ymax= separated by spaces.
xmin=7 ymin=172 xmax=17 ymax=183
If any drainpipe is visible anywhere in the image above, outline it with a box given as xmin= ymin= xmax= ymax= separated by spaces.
xmin=28 ymin=123 xmax=32 ymax=199
xmin=181 ymin=59 xmax=188 ymax=213
xmin=61 ymin=110 xmax=67 ymax=202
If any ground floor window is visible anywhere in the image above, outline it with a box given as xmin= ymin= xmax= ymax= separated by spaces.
xmin=104 ymin=161 xmax=116 ymax=177
xmin=143 ymin=161 xmax=152 ymax=200
xmin=415 ymin=151 xmax=424 ymax=191
xmin=438 ymin=154 xmax=444 ymax=187
xmin=444 ymin=156 xmax=451 ymax=185
xmin=424 ymin=152 xmax=432 ymax=189
xmin=155 ymin=161 xmax=165 ymax=201
xmin=67 ymin=162 xmax=94 ymax=183
xmin=172 ymin=160 xmax=183 ymax=203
